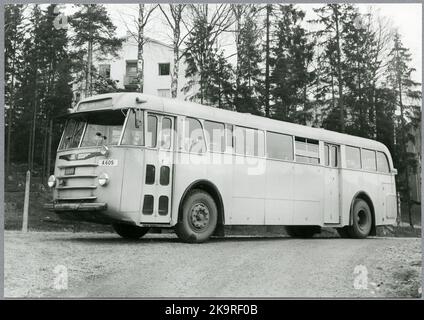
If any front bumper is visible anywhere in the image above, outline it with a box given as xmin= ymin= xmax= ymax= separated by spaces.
xmin=44 ymin=202 xmax=114 ymax=224
xmin=44 ymin=202 xmax=107 ymax=212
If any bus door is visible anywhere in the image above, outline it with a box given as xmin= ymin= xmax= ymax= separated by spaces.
xmin=324 ymin=143 xmax=340 ymax=224
xmin=141 ymin=113 xmax=175 ymax=224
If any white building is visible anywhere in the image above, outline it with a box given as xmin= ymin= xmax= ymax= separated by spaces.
xmin=74 ymin=34 xmax=194 ymax=103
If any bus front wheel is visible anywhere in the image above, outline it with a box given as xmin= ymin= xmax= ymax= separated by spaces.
xmin=113 ymin=224 xmax=150 ymax=240
xmin=347 ymin=198 xmax=372 ymax=239
xmin=175 ymin=189 xmax=218 ymax=243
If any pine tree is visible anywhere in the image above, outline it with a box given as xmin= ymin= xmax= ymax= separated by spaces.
xmin=312 ymin=4 xmax=357 ymax=132
xmin=70 ymin=4 xmax=123 ymax=97
xmin=182 ymin=4 xmax=234 ymax=106
xmin=5 ymin=4 xmax=26 ymax=173
xmin=270 ymin=5 xmax=315 ymax=124
xmin=386 ymin=33 xmax=422 ymax=227
xmin=37 ymin=4 xmax=73 ymax=177
xmin=232 ymin=4 xmax=262 ymax=115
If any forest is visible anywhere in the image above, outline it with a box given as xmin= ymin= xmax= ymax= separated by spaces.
xmin=4 ymin=3 xmax=421 ymax=225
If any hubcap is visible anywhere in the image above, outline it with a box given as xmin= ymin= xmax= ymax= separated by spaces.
xmin=357 ymin=209 xmax=368 ymax=231
xmin=189 ymin=202 xmax=210 ymax=231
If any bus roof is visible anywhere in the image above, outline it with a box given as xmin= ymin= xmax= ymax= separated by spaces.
xmin=74 ymin=92 xmax=392 ymax=156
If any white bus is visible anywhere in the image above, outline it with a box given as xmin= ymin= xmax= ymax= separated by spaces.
xmin=46 ymin=92 xmax=398 ymax=242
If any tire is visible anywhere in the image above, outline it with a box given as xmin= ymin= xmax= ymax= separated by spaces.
xmin=175 ymin=189 xmax=218 ymax=243
xmin=285 ymin=226 xmax=321 ymax=238
xmin=347 ymin=198 xmax=373 ymax=239
xmin=113 ymin=223 xmax=150 ymax=240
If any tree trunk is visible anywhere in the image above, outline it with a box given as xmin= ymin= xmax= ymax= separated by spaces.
xmin=171 ymin=25 xmax=180 ymax=98
xmin=234 ymin=5 xmax=242 ymax=112
xmin=28 ymin=74 xmax=38 ymax=171
xmin=334 ymin=6 xmax=344 ymax=133
xmin=85 ymin=5 xmax=94 ymax=97
xmin=264 ymin=4 xmax=271 ymax=118
xmin=6 ymin=55 xmax=15 ymax=175
xmin=46 ymin=118 xmax=53 ymax=177
xmin=41 ymin=120 xmax=48 ymax=184
xmin=137 ymin=4 xmax=145 ymax=93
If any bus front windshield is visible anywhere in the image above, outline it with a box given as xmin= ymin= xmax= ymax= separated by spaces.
xmin=59 ymin=110 xmax=126 ymax=150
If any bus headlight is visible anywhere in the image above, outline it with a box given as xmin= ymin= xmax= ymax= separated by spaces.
xmin=98 ymin=173 xmax=109 ymax=186
xmin=47 ymin=175 xmax=56 ymax=188
xmin=100 ymin=145 xmax=109 ymax=157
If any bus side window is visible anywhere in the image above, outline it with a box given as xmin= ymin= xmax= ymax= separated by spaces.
xmin=225 ymin=124 xmax=233 ymax=152
xmin=377 ymin=151 xmax=390 ymax=173
xmin=204 ymin=120 xmax=225 ymax=153
xmin=146 ymin=115 xmax=158 ymax=148
xmin=256 ymin=130 xmax=265 ymax=157
xmin=331 ymin=146 xmax=338 ymax=167
xmin=266 ymin=132 xmax=293 ymax=160
xmin=324 ymin=144 xmax=330 ymax=166
xmin=346 ymin=146 xmax=361 ymax=169
xmin=185 ymin=117 xmax=206 ymax=153
xmin=160 ymin=117 xmax=172 ymax=149
xmin=295 ymin=137 xmax=319 ymax=164
xmin=245 ymin=128 xmax=255 ymax=156
xmin=234 ymin=126 xmax=246 ymax=155
xmin=362 ymin=149 xmax=377 ymax=171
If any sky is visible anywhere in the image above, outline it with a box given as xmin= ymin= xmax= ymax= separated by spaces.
xmin=63 ymin=3 xmax=422 ymax=83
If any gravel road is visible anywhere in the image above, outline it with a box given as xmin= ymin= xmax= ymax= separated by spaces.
xmin=4 ymin=231 xmax=422 ymax=298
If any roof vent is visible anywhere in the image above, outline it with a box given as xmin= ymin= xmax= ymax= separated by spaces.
xmin=136 ymin=97 xmax=147 ymax=104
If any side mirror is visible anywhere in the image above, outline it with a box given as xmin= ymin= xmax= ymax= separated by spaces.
xmin=392 ymin=168 xmax=398 ymax=175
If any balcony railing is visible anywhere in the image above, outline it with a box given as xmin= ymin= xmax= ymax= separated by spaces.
xmin=124 ymin=74 xmax=139 ymax=87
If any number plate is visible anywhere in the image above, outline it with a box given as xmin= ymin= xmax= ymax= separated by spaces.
xmin=98 ymin=159 xmax=118 ymax=166
xmin=64 ymin=167 xmax=75 ymax=175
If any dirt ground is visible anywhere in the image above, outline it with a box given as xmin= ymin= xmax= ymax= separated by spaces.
xmin=4 ymin=231 xmax=422 ymax=298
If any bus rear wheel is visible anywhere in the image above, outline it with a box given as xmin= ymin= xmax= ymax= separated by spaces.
xmin=285 ymin=226 xmax=321 ymax=238
xmin=175 ymin=189 xmax=218 ymax=243
xmin=113 ymin=224 xmax=150 ymax=240
xmin=347 ymin=198 xmax=372 ymax=239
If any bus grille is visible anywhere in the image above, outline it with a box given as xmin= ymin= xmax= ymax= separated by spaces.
xmin=55 ymin=163 xmax=98 ymax=202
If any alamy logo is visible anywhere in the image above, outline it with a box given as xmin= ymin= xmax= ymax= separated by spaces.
xmin=53 ymin=265 xmax=68 ymax=291
xmin=53 ymin=5 xmax=68 ymax=30
xmin=353 ymin=265 xmax=368 ymax=290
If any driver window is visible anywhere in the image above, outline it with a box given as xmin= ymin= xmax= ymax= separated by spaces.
xmin=121 ymin=109 xmax=144 ymax=146
xmin=184 ymin=117 xmax=206 ymax=153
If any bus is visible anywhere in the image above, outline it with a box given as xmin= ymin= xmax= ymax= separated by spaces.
xmin=45 ymin=92 xmax=398 ymax=243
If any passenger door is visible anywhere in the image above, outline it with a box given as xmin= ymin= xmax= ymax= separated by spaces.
xmin=324 ymin=144 xmax=340 ymax=224
xmin=140 ymin=113 xmax=174 ymax=224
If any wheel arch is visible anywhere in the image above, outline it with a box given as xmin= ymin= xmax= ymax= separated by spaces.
xmin=349 ymin=191 xmax=376 ymax=236
xmin=178 ymin=179 xmax=225 ymax=227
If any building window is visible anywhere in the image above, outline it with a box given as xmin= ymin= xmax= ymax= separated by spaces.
xmin=125 ymin=61 xmax=138 ymax=88
xmin=99 ymin=64 xmax=111 ymax=79
xmin=126 ymin=61 xmax=138 ymax=75
xmin=159 ymin=63 xmax=170 ymax=76
xmin=157 ymin=89 xmax=171 ymax=98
